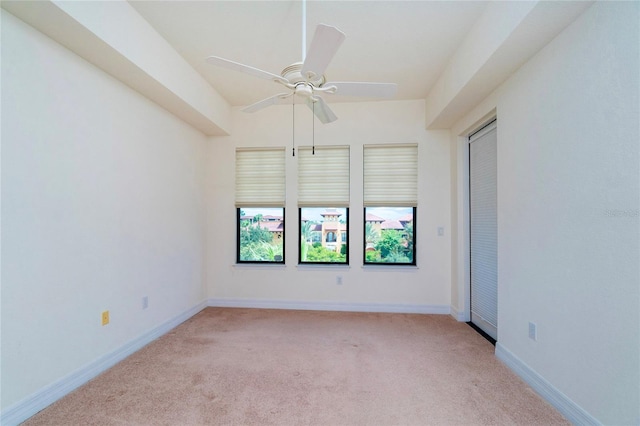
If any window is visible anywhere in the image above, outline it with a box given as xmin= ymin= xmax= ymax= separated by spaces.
xmin=238 ymin=208 xmax=284 ymax=262
xmin=300 ymin=207 xmax=348 ymax=263
xmin=363 ymin=144 xmax=417 ymax=265
xmin=236 ymin=148 xmax=285 ymax=263
xmin=298 ymin=146 xmax=350 ymax=264
xmin=364 ymin=207 xmax=415 ymax=264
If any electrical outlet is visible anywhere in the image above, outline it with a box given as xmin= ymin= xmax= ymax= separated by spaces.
xmin=437 ymin=226 xmax=445 ymax=236
xmin=336 ymin=275 xmax=343 ymax=285
xmin=101 ymin=311 xmax=110 ymax=326
xmin=528 ymin=322 xmax=537 ymax=341
xmin=142 ymin=296 xmax=149 ymax=310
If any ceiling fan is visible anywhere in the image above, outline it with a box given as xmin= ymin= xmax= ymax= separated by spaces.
xmin=205 ymin=6 xmax=397 ymax=124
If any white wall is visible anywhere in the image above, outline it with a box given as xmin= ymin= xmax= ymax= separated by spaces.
xmin=451 ymin=2 xmax=639 ymax=424
xmin=4 ymin=1 xmax=637 ymax=424
xmin=206 ymin=100 xmax=451 ymax=311
xmin=1 ymin=11 xmax=208 ymax=410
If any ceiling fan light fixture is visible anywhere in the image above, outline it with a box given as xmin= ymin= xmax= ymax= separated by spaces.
xmin=295 ymin=83 xmax=314 ymax=98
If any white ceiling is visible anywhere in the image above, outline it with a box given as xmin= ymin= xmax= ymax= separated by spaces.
xmin=2 ymin=0 xmax=592 ymax=134
xmin=129 ymin=1 xmax=488 ymax=107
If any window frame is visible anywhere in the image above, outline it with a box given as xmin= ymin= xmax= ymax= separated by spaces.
xmin=299 ymin=207 xmax=349 ymax=265
xmin=236 ymin=207 xmax=285 ymax=264
xmin=363 ymin=207 xmax=416 ymax=266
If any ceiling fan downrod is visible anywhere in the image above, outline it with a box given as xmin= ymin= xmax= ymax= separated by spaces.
xmin=301 ymin=0 xmax=307 ymax=61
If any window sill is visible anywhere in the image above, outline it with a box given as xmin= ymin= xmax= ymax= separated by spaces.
xmin=233 ymin=263 xmax=286 ymax=270
xmin=362 ymin=264 xmax=419 ymax=271
xmin=296 ymin=264 xmax=351 ymax=271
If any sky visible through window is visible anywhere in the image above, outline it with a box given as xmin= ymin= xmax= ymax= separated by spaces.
xmin=242 ymin=207 xmax=283 ymax=218
xmin=365 ymin=207 xmax=412 ymax=220
xmin=301 ymin=207 xmax=346 ymax=222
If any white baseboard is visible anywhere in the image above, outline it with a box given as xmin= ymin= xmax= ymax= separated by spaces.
xmin=0 ymin=301 xmax=208 ymax=426
xmin=495 ymin=343 xmax=600 ymax=425
xmin=208 ymin=298 xmax=450 ymax=315
xmin=449 ymin=305 xmax=467 ymax=321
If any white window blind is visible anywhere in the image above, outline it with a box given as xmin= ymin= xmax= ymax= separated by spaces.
xmin=298 ymin=146 xmax=350 ymax=207
xmin=469 ymin=121 xmax=498 ymax=340
xmin=363 ymin=144 xmax=418 ymax=207
xmin=235 ymin=147 xmax=285 ymax=207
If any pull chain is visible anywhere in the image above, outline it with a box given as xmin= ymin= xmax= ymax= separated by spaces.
xmin=292 ymin=97 xmax=295 ymax=157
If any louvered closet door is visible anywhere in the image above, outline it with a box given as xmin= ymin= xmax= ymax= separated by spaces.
xmin=469 ymin=121 xmax=498 ymax=341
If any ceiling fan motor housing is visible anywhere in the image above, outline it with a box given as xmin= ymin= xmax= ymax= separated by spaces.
xmin=282 ymin=63 xmax=325 ymax=88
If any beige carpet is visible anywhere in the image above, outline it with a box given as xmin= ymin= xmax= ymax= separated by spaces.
xmin=24 ymin=308 xmax=568 ymax=425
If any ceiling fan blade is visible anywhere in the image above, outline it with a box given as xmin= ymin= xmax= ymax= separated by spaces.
xmin=306 ymin=96 xmax=338 ymax=124
xmin=206 ymin=56 xmax=288 ymax=84
xmin=242 ymin=93 xmax=292 ymax=113
xmin=301 ymin=24 xmax=345 ymax=80
xmin=324 ymin=82 xmax=398 ymax=98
